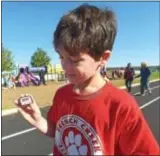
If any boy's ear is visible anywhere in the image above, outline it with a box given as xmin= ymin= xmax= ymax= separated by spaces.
xmin=100 ymin=50 xmax=111 ymax=65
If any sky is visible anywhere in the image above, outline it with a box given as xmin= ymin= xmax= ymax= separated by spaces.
xmin=2 ymin=1 xmax=159 ymax=67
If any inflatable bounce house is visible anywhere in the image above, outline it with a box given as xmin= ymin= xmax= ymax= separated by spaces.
xmin=16 ymin=66 xmax=47 ymax=87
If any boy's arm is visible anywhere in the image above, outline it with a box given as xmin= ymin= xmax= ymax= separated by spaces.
xmin=15 ymin=94 xmax=56 ymax=138
xmin=35 ymin=117 xmax=55 ymax=137
xmin=117 ymin=97 xmax=159 ymax=155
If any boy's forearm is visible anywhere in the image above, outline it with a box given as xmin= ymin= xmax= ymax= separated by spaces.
xmin=35 ymin=117 xmax=55 ymax=138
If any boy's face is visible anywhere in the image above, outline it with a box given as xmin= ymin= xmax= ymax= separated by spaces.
xmin=57 ymin=47 xmax=107 ymax=85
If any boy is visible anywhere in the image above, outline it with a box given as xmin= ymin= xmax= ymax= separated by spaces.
xmin=15 ymin=4 xmax=159 ymax=155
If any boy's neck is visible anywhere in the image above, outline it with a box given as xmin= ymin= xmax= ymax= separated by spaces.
xmin=73 ymin=73 xmax=108 ymax=95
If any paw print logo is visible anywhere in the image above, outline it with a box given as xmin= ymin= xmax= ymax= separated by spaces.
xmin=64 ymin=131 xmax=88 ymax=155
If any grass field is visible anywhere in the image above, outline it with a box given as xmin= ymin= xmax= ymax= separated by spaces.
xmin=2 ymin=72 xmax=159 ymax=110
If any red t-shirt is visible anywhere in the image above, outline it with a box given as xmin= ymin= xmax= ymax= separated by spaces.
xmin=47 ymin=83 xmax=159 ymax=155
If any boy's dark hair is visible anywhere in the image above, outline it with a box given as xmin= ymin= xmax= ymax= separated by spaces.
xmin=53 ymin=4 xmax=117 ymax=60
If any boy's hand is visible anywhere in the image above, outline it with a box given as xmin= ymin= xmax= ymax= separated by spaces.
xmin=14 ymin=94 xmax=42 ymax=126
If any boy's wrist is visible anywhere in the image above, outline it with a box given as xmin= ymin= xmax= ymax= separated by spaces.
xmin=35 ymin=116 xmax=46 ymax=129
xmin=34 ymin=117 xmax=54 ymax=137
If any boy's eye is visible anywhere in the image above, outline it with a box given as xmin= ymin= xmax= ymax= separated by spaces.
xmin=72 ymin=59 xmax=83 ymax=64
xmin=70 ymin=55 xmax=83 ymax=62
xmin=59 ymin=55 xmax=83 ymax=64
xmin=72 ymin=60 xmax=81 ymax=63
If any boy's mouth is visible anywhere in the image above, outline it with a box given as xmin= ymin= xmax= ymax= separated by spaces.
xmin=66 ymin=73 xmax=76 ymax=77
xmin=67 ymin=74 xmax=75 ymax=76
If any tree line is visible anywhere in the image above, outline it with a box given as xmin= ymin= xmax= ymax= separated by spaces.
xmin=2 ymin=45 xmax=51 ymax=72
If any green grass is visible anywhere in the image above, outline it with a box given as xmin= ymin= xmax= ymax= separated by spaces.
xmin=150 ymin=71 xmax=160 ymax=80
xmin=2 ymin=72 xmax=159 ymax=110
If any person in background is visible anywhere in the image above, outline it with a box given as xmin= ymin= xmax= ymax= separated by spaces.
xmin=8 ymin=74 xmax=16 ymax=89
xmin=135 ymin=62 xmax=151 ymax=96
xmin=2 ymin=74 xmax=16 ymax=90
xmin=112 ymin=70 xmax=116 ymax=80
xmin=2 ymin=76 xmax=8 ymax=90
xmin=124 ymin=63 xmax=135 ymax=92
xmin=39 ymin=69 xmax=46 ymax=85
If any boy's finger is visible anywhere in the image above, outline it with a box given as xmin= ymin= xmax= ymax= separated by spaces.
xmin=18 ymin=107 xmax=28 ymax=117
xmin=22 ymin=94 xmax=39 ymax=111
xmin=14 ymin=100 xmax=19 ymax=105
xmin=20 ymin=94 xmax=25 ymax=97
xmin=16 ymin=94 xmax=39 ymax=113
xmin=18 ymin=107 xmax=25 ymax=115
xmin=18 ymin=105 xmax=33 ymax=115
xmin=25 ymin=93 xmax=31 ymax=97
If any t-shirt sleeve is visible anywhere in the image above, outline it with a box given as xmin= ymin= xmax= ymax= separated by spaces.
xmin=116 ymin=94 xmax=159 ymax=155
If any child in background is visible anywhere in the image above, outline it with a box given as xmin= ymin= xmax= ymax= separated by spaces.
xmin=2 ymin=76 xmax=8 ymax=90
xmin=124 ymin=63 xmax=135 ymax=92
xmin=8 ymin=74 xmax=16 ymax=89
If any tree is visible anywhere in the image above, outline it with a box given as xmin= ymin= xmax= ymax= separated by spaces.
xmin=30 ymin=48 xmax=51 ymax=67
xmin=2 ymin=46 xmax=15 ymax=72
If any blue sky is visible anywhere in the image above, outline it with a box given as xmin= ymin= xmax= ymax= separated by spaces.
xmin=2 ymin=1 xmax=159 ymax=67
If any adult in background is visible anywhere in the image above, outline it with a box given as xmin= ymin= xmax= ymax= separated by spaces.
xmin=124 ymin=63 xmax=135 ymax=92
xmin=135 ymin=62 xmax=151 ymax=96
xmin=39 ymin=68 xmax=46 ymax=85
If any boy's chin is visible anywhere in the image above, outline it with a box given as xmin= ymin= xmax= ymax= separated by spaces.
xmin=68 ymin=79 xmax=80 ymax=85
xmin=68 ymin=77 xmax=91 ymax=85
xmin=67 ymin=77 xmax=84 ymax=85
